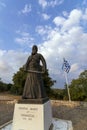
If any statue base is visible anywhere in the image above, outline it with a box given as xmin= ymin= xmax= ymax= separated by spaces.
xmin=18 ymin=97 xmax=49 ymax=104
xmin=12 ymin=100 xmax=52 ymax=130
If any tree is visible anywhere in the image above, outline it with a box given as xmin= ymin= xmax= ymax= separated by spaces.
xmin=69 ymin=70 xmax=87 ymax=101
xmin=11 ymin=67 xmax=56 ymax=97
xmin=42 ymin=69 xmax=56 ymax=97
xmin=0 ymin=80 xmax=6 ymax=92
xmin=0 ymin=78 xmax=12 ymax=92
xmin=11 ymin=67 xmax=27 ymax=94
xmin=51 ymin=88 xmax=64 ymax=100
xmin=79 ymin=70 xmax=87 ymax=79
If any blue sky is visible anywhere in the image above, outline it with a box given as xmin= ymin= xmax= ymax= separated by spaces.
xmin=0 ymin=0 xmax=87 ymax=88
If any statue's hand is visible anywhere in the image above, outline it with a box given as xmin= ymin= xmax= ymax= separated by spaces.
xmin=42 ymin=67 xmax=46 ymax=73
xmin=23 ymin=65 xmax=27 ymax=72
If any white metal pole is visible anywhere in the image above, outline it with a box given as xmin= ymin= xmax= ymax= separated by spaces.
xmin=64 ymin=71 xmax=71 ymax=101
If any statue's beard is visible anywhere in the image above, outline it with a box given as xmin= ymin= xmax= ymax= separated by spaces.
xmin=32 ymin=50 xmax=37 ymax=55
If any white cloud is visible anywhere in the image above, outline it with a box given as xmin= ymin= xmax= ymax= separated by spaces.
xmin=38 ymin=0 xmax=47 ymax=8
xmin=53 ymin=9 xmax=82 ymax=32
xmin=42 ymin=13 xmax=50 ymax=20
xmin=62 ymin=11 xmax=68 ymax=17
xmin=53 ymin=16 xmax=66 ymax=26
xmin=70 ymin=63 xmax=79 ymax=72
xmin=36 ymin=25 xmax=52 ymax=36
xmin=19 ymin=4 xmax=31 ymax=15
xmin=48 ymin=0 xmax=64 ymax=7
xmin=62 ymin=9 xmax=82 ymax=31
xmin=15 ymin=31 xmax=34 ymax=46
xmin=0 ymin=50 xmax=28 ymax=83
xmin=38 ymin=0 xmax=64 ymax=8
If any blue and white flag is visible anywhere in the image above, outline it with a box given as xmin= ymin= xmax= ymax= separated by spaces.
xmin=62 ymin=58 xmax=71 ymax=73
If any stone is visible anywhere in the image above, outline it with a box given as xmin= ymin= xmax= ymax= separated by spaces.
xmin=52 ymin=118 xmax=73 ymax=130
xmin=1 ymin=118 xmax=73 ymax=130
xmin=18 ymin=97 xmax=49 ymax=104
xmin=12 ymin=100 xmax=52 ymax=130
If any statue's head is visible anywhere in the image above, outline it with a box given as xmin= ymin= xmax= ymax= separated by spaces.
xmin=32 ymin=45 xmax=38 ymax=55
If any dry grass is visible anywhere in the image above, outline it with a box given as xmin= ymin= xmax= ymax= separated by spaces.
xmin=0 ymin=92 xmax=21 ymax=100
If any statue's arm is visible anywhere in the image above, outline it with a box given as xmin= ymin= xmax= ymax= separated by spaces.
xmin=40 ymin=54 xmax=47 ymax=73
xmin=23 ymin=56 xmax=31 ymax=71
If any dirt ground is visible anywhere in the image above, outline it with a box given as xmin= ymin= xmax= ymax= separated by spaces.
xmin=52 ymin=103 xmax=87 ymax=130
xmin=0 ymin=94 xmax=87 ymax=130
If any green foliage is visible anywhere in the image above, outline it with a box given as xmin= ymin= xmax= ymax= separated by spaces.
xmin=0 ymin=78 xmax=12 ymax=92
xmin=11 ymin=67 xmax=27 ymax=95
xmin=79 ymin=70 xmax=87 ymax=79
xmin=51 ymin=88 xmax=64 ymax=100
xmin=42 ymin=69 xmax=56 ymax=97
xmin=11 ymin=67 xmax=56 ymax=97
xmin=0 ymin=81 xmax=6 ymax=92
xmin=69 ymin=70 xmax=87 ymax=101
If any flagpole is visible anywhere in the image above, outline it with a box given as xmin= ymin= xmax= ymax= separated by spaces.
xmin=64 ymin=71 xmax=71 ymax=102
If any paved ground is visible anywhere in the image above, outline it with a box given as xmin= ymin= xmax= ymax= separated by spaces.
xmin=0 ymin=94 xmax=87 ymax=130
xmin=0 ymin=101 xmax=14 ymax=126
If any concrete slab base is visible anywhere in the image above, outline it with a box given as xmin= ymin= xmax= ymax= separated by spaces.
xmin=0 ymin=118 xmax=73 ymax=130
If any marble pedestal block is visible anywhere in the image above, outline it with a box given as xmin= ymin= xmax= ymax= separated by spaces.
xmin=12 ymin=100 xmax=52 ymax=130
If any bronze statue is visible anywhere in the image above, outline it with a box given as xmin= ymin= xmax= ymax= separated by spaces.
xmin=22 ymin=45 xmax=47 ymax=99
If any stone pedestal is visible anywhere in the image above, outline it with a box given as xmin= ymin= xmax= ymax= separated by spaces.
xmin=12 ymin=100 xmax=52 ymax=130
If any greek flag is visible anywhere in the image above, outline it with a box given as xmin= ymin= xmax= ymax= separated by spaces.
xmin=62 ymin=58 xmax=71 ymax=73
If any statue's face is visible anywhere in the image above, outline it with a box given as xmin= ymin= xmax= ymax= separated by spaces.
xmin=32 ymin=46 xmax=38 ymax=54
